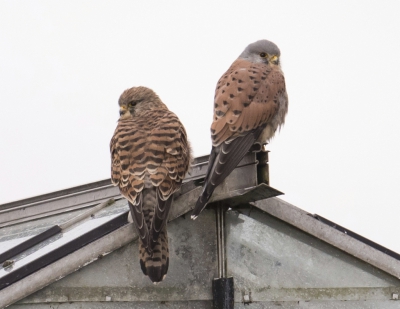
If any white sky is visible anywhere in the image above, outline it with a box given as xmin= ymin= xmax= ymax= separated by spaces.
xmin=1 ymin=1 xmax=400 ymax=253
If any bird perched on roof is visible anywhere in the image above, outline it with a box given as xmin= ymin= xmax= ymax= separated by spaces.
xmin=191 ymin=39 xmax=288 ymax=220
xmin=110 ymin=86 xmax=192 ymax=283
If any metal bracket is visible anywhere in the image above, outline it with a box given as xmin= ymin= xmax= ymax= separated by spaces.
xmin=242 ymin=290 xmax=252 ymax=304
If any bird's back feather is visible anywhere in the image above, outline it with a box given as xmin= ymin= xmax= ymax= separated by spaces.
xmin=111 ymin=102 xmax=191 ymax=283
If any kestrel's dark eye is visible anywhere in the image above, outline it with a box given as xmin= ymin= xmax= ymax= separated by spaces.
xmin=260 ymin=52 xmax=267 ymax=58
xmin=129 ymin=99 xmax=142 ymax=107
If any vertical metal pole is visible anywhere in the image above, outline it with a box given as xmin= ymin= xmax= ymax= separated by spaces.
xmin=213 ymin=203 xmax=234 ymax=309
xmin=216 ymin=204 xmax=223 ymax=278
xmin=220 ymin=205 xmax=226 ymax=278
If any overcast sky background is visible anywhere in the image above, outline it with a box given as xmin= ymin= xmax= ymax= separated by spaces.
xmin=1 ymin=1 xmax=400 ymax=253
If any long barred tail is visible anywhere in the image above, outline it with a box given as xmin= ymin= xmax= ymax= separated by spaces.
xmin=139 ymin=225 xmax=169 ymax=283
xmin=132 ymin=183 xmax=170 ymax=283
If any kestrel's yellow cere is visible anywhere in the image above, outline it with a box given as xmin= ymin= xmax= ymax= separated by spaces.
xmin=110 ymin=86 xmax=191 ymax=283
xmin=192 ymin=40 xmax=288 ymax=219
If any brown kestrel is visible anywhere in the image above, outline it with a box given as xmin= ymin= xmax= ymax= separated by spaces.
xmin=110 ymin=86 xmax=192 ymax=283
xmin=192 ymin=40 xmax=288 ymax=219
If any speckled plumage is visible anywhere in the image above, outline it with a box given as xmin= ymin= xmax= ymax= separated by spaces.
xmin=192 ymin=40 xmax=288 ymax=219
xmin=110 ymin=86 xmax=192 ymax=283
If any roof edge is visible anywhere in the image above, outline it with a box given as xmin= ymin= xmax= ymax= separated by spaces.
xmin=0 ymin=222 xmax=137 ymax=308
xmin=253 ymin=197 xmax=400 ymax=279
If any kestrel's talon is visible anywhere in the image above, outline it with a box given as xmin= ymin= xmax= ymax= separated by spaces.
xmin=262 ymin=143 xmax=268 ymax=152
xmin=250 ymin=142 xmax=262 ymax=153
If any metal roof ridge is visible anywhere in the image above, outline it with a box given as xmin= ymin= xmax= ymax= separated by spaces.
xmin=0 ymin=179 xmax=114 ymax=211
xmin=0 ymin=155 xmax=211 ymax=212
xmin=253 ymin=197 xmax=400 ymax=279
xmin=312 ymin=214 xmax=400 ymax=262
xmin=0 ymin=152 xmax=266 ymax=227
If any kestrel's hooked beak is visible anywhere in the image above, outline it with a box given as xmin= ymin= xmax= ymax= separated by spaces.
xmin=119 ymin=105 xmax=128 ymax=116
xmin=269 ymin=54 xmax=279 ymax=65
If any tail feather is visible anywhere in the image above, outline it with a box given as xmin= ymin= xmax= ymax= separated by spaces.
xmin=190 ymin=146 xmax=219 ymax=219
xmin=139 ymin=225 xmax=169 ymax=283
xmin=132 ymin=182 xmax=170 ymax=283
xmin=191 ymin=126 xmax=265 ymax=220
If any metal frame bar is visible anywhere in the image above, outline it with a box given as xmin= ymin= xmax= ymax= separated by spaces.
xmin=0 ymin=210 xmax=128 ymax=290
xmin=0 ymin=199 xmax=115 ymax=265
xmin=0 ymin=225 xmax=61 ymax=265
xmin=0 ymin=222 xmax=137 ymax=308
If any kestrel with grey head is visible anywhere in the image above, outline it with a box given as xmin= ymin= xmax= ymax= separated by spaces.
xmin=192 ymin=39 xmax=288 ymax=219
xmin=110 ymin=86 xmax=192 ymax=283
